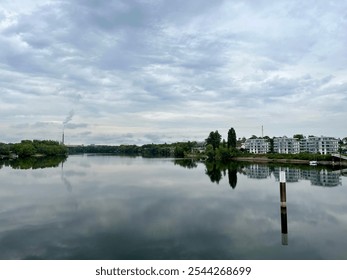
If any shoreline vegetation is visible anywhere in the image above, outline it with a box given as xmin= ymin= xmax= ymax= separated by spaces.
xmin=1 ymin=136 xmax=347 ymax=167
xmin=0 ymin=140 xmax=68 ymax=159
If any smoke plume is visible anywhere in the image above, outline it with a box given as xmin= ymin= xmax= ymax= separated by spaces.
xmin=63 ymin=110 xmax=74 ymax=126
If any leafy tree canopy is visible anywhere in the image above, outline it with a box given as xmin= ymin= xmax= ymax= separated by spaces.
xmin=227 ymin=127 xmax=237 ymax=149
xmin=205 ymin=130 xmax=222 ymax=150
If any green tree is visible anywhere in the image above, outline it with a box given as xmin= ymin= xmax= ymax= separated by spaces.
xmin=205 ymin=144 xmax=215 ymax=159
xmin=205 ymin=130 xmax=221 ymax=150
xmin=227 ymin=127 xmax=237 ymax=149
xmin=216 ymin=146 xmax=231 ymax=162
xmin=263 ymin=136 xmax=273 ymax=153
xmin=293 ymin=134 xmax=304 ymax=140
xmin=13 ymin=143 xmax=36 ymax=157
xmin=0 ymin=143 xmax=10 ymax=155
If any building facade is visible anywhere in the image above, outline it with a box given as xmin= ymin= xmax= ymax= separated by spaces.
xmin=273 ymin=137 xmax=300 ymax=154
xmin=300 ymin=136 xmax=338 ymax=155
xmin=244 ymin=135 xmax=339 ymax=155
xmin=244 ymin=138 xmax=270 ymax=154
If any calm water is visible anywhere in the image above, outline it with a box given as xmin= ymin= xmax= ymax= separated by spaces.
xmin=0 ymin=155 xmax=347 ymax=260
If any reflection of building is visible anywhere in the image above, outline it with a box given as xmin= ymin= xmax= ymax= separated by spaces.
xmin=300 ymin=170 xmax=312 ymax=181
xmin=336 ymin=168 xmax=347 ymax=177
xmin=309 ymin=170 xmax=341 ymax=187
xmin=244 ymin=138 xmax=270 ymax=154
xmin=273 ymin=137 xmax=300 ymax=154
xmin=244 ymin=165 xmax=343 ymax=187
xmin=300 ymin=136 xmax=339 ymax=155
xmin=244 ymin=164 xmax=271 ymax=179
xmin=273 ymin=167 xmax=301 ymax=183
xmin=300 ymin=169 xmax=341 ymax=187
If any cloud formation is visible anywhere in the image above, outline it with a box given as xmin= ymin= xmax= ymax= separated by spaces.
xmin=1 ymin=0 xmax=347 ymax=144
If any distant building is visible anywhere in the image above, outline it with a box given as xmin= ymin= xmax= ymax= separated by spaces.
xmin=192 ymin=141 xmax=206 ymax=153
xmin=273 ymin=137 xmax=300 ymax=154
xmin=244 ymin=138 xmax=270 ymax=154
xmin=244 ymin=135 xmax=339 ymax=155
xmin=300 ymin=136 xmax=338 ymax=155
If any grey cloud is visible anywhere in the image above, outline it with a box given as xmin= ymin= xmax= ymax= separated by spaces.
xmin=77 ymin=131 xmax=92 ymax=137
xmin=1 ymin=0 xmax=347 ymax=144
xmin=64 ymin=0 xmax=152 ymax=30
xmin=11 ymin=123 xmax=30 ymax=129
xmin=64 ymin=123 xmax=88 ymax=129
xmin=32 ymin=122 xmax=61 ymax=128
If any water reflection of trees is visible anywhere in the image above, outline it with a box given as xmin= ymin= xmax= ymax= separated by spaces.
xmin=228 ymin=169 xmax=237 ymax=189
xmin=0 ymin=156 xmax=67 ymax=170
xmin=173 ymin=159 xmax=198 ymax=169
xmin=205 ymin=161 xmax=223 ymax=184
xmin=173 ymin=159 xmax=345 ymax=189
xmin=173 ymin=159 xmax=245 ymax=189
xmin=204 ymin=161 xmax=245 ymax=188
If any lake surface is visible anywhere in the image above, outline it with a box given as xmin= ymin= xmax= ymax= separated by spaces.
xmin=1 ymin=155 xmax=347 ymax=260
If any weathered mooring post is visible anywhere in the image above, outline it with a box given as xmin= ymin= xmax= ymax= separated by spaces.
xmin=280 ymin=170 xmax=288 ymax=245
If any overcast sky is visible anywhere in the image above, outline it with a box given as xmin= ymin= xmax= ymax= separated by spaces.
xmin=1 ymin=0 xmax=347 ymax=145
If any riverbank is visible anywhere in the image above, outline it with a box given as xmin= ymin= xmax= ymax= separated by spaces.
xmin=233 ymin=156 xmax=347 ymax=166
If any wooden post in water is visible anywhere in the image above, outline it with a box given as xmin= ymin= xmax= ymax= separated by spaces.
xmin=280 ymin=170 xmax=288 ymax=245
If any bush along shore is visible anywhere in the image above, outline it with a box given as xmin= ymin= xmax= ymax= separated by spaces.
xmin=203 ymin=149 xmax=347 ymax=166
xmin=0 ymin=140 xmax=68 ymax=158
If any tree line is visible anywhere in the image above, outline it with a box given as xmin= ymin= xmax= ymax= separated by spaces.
xmin=67 ymin=141 xmax=197 ymax=158
xmin=0 ymin=140 xmax=68 ymax=158
xmin=3 ymin=127 xmax=341 ymax=161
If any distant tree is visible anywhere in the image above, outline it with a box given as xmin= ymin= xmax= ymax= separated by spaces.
xmin=293 ymin=134 xmax=304 ymax=140
xmin=13 ymin=142 xmax=36 ymax=157
xmin=250 ymin=135 xmax=257 ymax=139
xmin=227 ymin=127 xmax=237 ymax=149
xmin=269 ymin=138 xmax=274 ymax=153
xmin=216 ymin=146 xmax=231 ymax=162
xmin=205 ymin=130 xmax=222 ymax=150
xmin=8 ymin=140 xmax=68 ymax=157
xmin=205 ymin=144 xmax=215 ymax=159
xmin=222 ymin=139 xmax=227 ymax=148
xmin=173 ymin=142 xmax=194 ymax=158
xmin=0 ymin=143 xmax=10 ymax=155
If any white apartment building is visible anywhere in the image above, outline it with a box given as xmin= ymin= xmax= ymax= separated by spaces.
xmin=244 ymin=135 xmax=339 ymax=155
xmin=273 ymin=137 xmax=300 ymax=154
xmin=244 ymin=138 xmax=270 ymax=154
xmin=300 ymin=136 xmax=339 ymax=155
